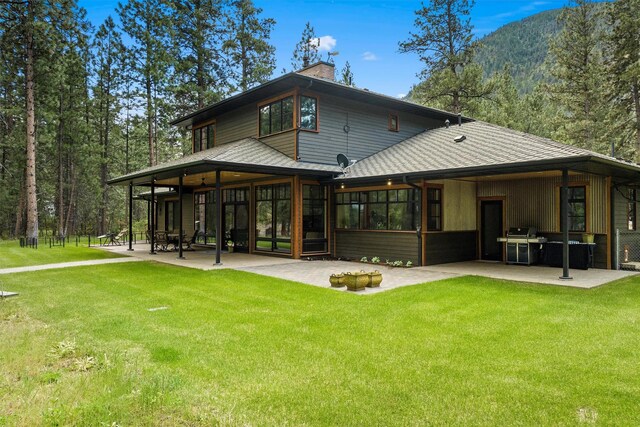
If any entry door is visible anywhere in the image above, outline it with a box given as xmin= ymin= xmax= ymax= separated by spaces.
xmin=223 ymin=187 xmax=249 ymax=252
xmin=480 ymin=200 xmax=503 ymax=261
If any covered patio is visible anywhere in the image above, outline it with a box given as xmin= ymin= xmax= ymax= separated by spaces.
xmin=98 ymin=244 xmax=636 ymax=292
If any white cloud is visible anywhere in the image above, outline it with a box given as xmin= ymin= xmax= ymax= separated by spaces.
xmin=362 ymin=51 xmax=379 ymax=61
xmin=309 ymin=35 xmax=337 ymax=52
xmin=397 ymin=93 xmax=406 ymax=99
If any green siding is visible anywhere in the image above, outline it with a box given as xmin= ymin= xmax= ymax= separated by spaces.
xmin=260 ymin=131 xmax=295 ymax=158
xmin=215 ymin=104 xmax=256 ymax=145
xmin=335 ymin=231 xmax=419 ymax=264
xmin=298 ymin=93 xmax=441 ymax=164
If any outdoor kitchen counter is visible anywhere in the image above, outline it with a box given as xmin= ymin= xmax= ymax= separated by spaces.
xmin=543 ymin=242 xmax=595 ymax=270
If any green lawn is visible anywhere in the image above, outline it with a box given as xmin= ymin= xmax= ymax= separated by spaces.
xmin=1 ymin=263 xmax=639 ymax=425
xmin=0 ymin=239 xmax=123 ymax=268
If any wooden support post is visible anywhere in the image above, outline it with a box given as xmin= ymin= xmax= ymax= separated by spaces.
xmin=560 ymin=168 xmax=572 ymax=280
xmin=128 ymin=182 xmax=134 ymax=251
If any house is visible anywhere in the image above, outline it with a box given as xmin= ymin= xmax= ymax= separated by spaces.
xmin=109 ymin=61 xmax=640 ymax=273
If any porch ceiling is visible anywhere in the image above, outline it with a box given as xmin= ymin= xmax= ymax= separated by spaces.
xmin=154 ymin=171 xmax=269 ymax=188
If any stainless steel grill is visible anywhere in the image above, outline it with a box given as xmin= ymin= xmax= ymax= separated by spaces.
xmin=497 ymin=227 xmax=547 ymax=265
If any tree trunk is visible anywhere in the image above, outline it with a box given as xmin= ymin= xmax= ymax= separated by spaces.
xmin=57 ymin=91 xmax=65 ymax=237
xmin=632 ymin=78 xmax=640 ymax=163
xmin=14 ymin=168 xmax=26 ymax=237
xmin=25 ymin=0 xmax=38 ymax=240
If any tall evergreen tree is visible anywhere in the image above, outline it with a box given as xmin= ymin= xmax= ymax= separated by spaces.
xmin=224 ymin=0 xmax=276 ymax=92
xmin=118 ymin=0 xmax=173 ymax=166
xmin=170 ymin=0 xmax=227 ymax=114
xmin=291 ymin=22 xmax=320 ymax=70
xmin=399 ymin=0 xmax=491 ymax=114
xmin=546 ymin=0 xmax=608 ymax=153
xmin=607 ymin=0 xmax=640 ymax=161
xmin=339 ymin=61 xmax=355 ymax=87
xmin=93 ymin=16 xmax=125 ymax=234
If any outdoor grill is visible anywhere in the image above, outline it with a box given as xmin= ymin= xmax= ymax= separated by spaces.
xmin=497 ymin=227 xmax=547 ymax=265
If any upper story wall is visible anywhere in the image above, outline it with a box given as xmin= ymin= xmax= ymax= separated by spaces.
xmin=298 ymin=92 xmax=442 ymax=165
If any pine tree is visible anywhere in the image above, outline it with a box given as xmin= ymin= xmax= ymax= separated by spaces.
xmin=291 ymin=22 xmax=320 ymax=70
xmin=118 ymin=0 xmax=173 ymax=166
xmin=339 ymin=61 xmax=355 ymax=86
xmin=224 ymin=0 xmax=276 ymax=92
xmin=607 ymin=0 xmax=640 ymax=161
xmin=399 ymin=0 xmax=491 ymax=114
xmin=170 ymin=0 xmax=227 ymax=113
xmin=546 ymin=0 xmax=608 ymax=153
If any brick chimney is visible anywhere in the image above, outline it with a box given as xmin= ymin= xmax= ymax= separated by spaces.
xmin=297 ymin=61 xmax=335 ymax=81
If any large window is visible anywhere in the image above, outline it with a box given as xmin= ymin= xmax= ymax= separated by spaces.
xmin=336 ymin=189 xmax=418 ymax=231
xmin=193 ymin=123 xmax=215 ymax=153
xmin=194 ymin=191 xmax=216 ymax=244
xmin=629 ymin=188 xmax=637 ymax=231
xmin=300 ymin=96 xmax=317 ymax=131
xmin=303 ymin=184 xmax=327 ymax=253
xmin=165 ymin=201 xmax=179 ymax=232
xmin=255 ymin=184 xmax=291 ymax=253
xmin=427 ymin=187 xmax=442 ymax=231
xmin=259 ymin=96 xmax=294 ymax=137
xmin=567 ymin=186 xmax=586 ymax=232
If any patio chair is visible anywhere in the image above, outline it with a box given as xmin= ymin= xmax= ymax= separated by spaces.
xmin=181 ymin=229 xmax=198 ymax=250
xmin=154 ymin=231 xmax=169 ymax=251
xmin=112 ymin=228 xmax=127 ymax=245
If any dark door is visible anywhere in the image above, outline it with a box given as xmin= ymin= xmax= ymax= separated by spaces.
xmin=223 ymin=187 xmax=249 ymax=252
xmin=481 ymin=200 xmax=503 ymax=261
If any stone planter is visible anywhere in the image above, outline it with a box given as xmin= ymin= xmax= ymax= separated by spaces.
xmin=367 ymin=271 xmax=383 ymax=288
xmin=329 ymin=274 xmax=345 ymax=288
xmin=344 ymin=271 xmax=369 ymax=291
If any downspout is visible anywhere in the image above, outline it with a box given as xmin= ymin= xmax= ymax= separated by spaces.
xmin=403 ymin=176 xmax=423 ymax=266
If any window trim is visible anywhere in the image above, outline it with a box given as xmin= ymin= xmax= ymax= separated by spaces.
xmin=335 ymin=187 xmax=419 ymax=231
xmin=388 ymin=113 xmax=399 ymax=132
xmin=426 ymin=184 xmax=443 ymax=231
xmin=192 ymin=120 xmax=216 ymax=153
xmin=557 ymin=183 xmax=588 ymax=233
xmin=257 ymin=93 xmax=295 ymax=138
xmin=298 ymin=94 xmax=319 ymax=133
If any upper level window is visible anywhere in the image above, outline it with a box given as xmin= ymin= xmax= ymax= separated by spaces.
xmin=427 ymin=187 xmax=442 ymax=231
xmin=193 ymin=123 xmax=215 ymax=153
xmin=300 ymin=96 xmax=317 ymax=131
xmin=259 ymin=96 xmax=293 ymax=137
xmin=567 ymin=186 xmax=586 ymax=232
xmin=388 ymin=114 xmax=399 ymax=132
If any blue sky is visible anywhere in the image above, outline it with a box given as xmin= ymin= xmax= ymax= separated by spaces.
xmin=80 ymin=0 xmax=570 ymax=97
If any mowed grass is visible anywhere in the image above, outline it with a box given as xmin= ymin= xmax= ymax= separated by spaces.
xmin=0 ymin=239 xmax=123 ymax=268
xmin=1 ymin=262 xmax=639 ymax=425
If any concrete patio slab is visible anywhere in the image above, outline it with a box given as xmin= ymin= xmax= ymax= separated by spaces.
xmin=420 ymin=261 xmax=638 ymax=288
xmin=96 ymin=244 xmax=637 ymax=291
xmin=238 ymin=260 xmax=460 ymax=294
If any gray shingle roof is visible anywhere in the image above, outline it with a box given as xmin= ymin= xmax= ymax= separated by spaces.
xmin=342 ymin=121 xmax=637 ymax=180
xmin=109 ymin=138 xmax=341 ymax=184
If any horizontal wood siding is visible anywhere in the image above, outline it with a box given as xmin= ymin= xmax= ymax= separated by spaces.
xmin=215 ymin=104 xmax=256 ymax=145
xmin=260 ymin=131 xmax=295 ymax=158
xmin=425 ymin=231 xmax=477 ymax=265
xmin=298 ymin=92 xmax=441 ymax=164
xmin=477 ymin=174 xmax=607 ymax=234
xmin=335 ymin=231 xmax=419 ymax=264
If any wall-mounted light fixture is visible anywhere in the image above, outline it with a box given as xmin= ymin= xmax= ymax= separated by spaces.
xmin=340 ymin=183 xmax=345 ymax=189
xmin=387 ymin=179 xmax=392 ymax=186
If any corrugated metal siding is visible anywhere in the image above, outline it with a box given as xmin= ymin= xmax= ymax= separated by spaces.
xmin=425 ymin=231 xmax=477 ymax=265
xmin=260 ymin=131 xmax=295 ymax=158
xmin=335 ymin=231 xmax=419 ymax=264
xmin=298 ymin=93 xmax=441 ymax=164
xmin=477 ymin=174 xmax=607 ymax=234
xmin=215 ymin=104 xmax=256 ymax=145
